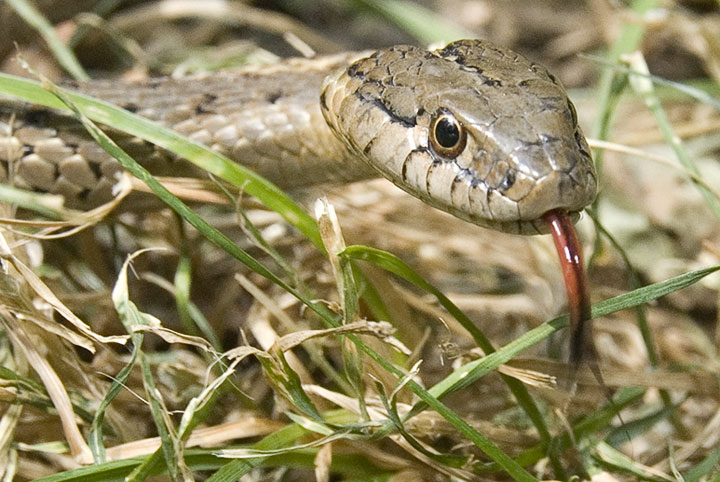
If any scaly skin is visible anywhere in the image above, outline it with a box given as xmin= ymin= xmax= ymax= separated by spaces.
xmin=0 ymin=41 xmax=596 ymax=232
xmin=0 ymin=39 xmax=597 ymax=359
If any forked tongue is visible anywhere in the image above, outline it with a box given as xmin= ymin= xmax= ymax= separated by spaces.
xmin=543 ymin=209 xmax=591 ymax=364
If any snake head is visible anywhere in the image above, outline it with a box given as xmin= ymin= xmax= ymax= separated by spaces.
xmin=320 ymin=39 xmax=597 ymax=234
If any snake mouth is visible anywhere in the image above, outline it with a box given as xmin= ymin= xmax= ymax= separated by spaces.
xmin=525 ymin=210 xmax=581 ymax=235
xmin=543 ymin=209 xmax=590 ymax=364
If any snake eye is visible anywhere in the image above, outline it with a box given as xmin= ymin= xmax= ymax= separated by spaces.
xmin=430 ymin=111 xmax=466 ymax=159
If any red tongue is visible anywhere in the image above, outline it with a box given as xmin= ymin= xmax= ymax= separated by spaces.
xmin=543 ymin=209 xmax=591 ymax=364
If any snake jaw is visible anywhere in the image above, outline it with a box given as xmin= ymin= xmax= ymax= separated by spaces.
xmin=543 ymin=209 xmax=591 ymax=363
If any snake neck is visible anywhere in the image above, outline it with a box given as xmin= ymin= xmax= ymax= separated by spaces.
xmin=0 ymin=62 xmax=379 ymax=209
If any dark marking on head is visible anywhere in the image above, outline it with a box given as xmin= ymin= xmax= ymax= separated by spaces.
xmin=353 ymin=92 xmax=417 ymax=127
xmin=400 ymin=149 xmax=413 ymax=181
xmin=499 ymin=170 xmax=516 ymax=191
xmin=437 ymin=41 xmax=479 ymax=65
xmin=451 ymin=167 xmax=468 ymax=183
xmin=266 ymin=91 xmax=281 ymax=104
xmin=400 ymin=147 xmax=430 ymax=182
xmin=437 ymin=42 xmax=505 ymax=87
xmin=575 ymin=131 xmax=591 ymax=158
xmin=439 ymin=43 xmax=461 ymax=58
xmin=348 ymin=62 xmax=365 ymax=79
xmin=539 ymin=96 xmax=565 ymax=111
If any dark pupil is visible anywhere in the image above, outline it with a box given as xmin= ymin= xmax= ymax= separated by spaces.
xmin=435 ymin=117 xmax=460 ymax=148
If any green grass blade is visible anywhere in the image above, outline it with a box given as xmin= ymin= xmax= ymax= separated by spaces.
xmin=4 ymin=0 xmax=89 ymax=81
xmin=341 ymin=245 xmax=560 ymax=473
xmin=348 ymin=0 xmax=471 ymax=44
xmin=625 ymin=52 xmax=720 ymax=220
xmin=87 ymin=347 xmax=139 ymax=463
xmin=506 ymin=387 xmax=646 ymax=470
xmin=32 ymin=458 xmax=147 ymax=482
xmin=34 ymin=76 xmax=335 ymax=322
xmin=205 ymin=424 xmax=308 ymax=482
xmin=0 ymin=73 xmax=322 ymax=248
xmin=594 ymin=441 xmax=674 ymax=481
xmin=342 ymin=245 xmax=492 ymax=348
xmin=111 ymin=252 xmax=183 ymax=480
xmin=29 ymin=78 xmax=534 ymax=478
xmin=31 ymin=446 xmax=391 ymax=481
xmin=424 ymin=264 xmax=720 ymax=402
xmin=591 ymin=0 xmax=659 ymax=144
xmin=684 ymin=442 xmax=720 ymax=482
xmin=583 ymin=55 xmax=720 ymax=110
xmin=604 ymin=403 xmax=677 ymax=448
xmin=0 ymin=184 xmax=71 ymax=219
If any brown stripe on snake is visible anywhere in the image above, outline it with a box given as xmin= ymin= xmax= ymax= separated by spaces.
xmin=0 ymin=39 xmax=597 ymax=361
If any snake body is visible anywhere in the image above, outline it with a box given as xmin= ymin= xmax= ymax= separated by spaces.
xmin=0 ymin=39 xmax=597 ymax=234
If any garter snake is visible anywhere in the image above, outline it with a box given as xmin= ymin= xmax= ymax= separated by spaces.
xmin=0 ymin=39 xmax=598 ymax=360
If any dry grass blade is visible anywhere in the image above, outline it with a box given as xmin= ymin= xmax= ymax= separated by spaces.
xmin=0 ymin=174 xmax=132 ymax=237
xmin=277 ymin=320 xmax=405 ymax=353
xmin=99 ymin=418 xmax=286 ymax=461
xmin=2 ymin=2 xmax=720 ymax=481
xmin=0 ymin=310 xmax=91 ymax=461
xmin=110 ymin=0 xmax=341 ymax=54
xmin=0 ymin=233 xmax=128 ymax=348
xmin=508 ymin=358 xmax=720 ymax=395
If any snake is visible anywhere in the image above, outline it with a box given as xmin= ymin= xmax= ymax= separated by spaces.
xmin=0 ymin=39 xmax=598 ymax=360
